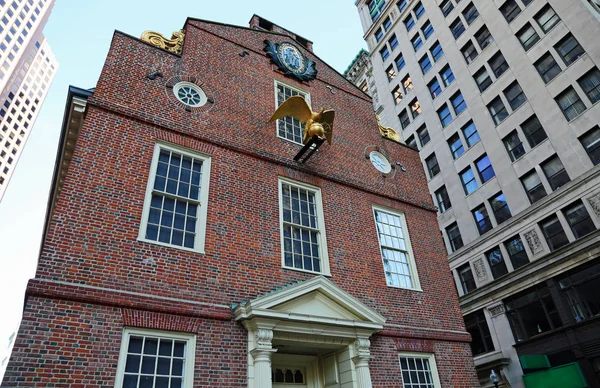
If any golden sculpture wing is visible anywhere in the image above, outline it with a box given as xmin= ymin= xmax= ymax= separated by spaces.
xmin=269 ymin=95 xmax=313 ymax=123
xmin=321 ymin=110 xmax=335 ymax=145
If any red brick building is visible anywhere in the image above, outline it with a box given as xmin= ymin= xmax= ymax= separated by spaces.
xmin=2 ymin=15 xmax=478 ymax=387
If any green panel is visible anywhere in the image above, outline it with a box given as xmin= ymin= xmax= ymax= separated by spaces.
xmin=520 ymin=354 xmax=550 ymax=370
xmin=523 ymin=363 xmax=587 ymax=388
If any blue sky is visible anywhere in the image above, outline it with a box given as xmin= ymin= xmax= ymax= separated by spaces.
xmin=0 ymin=0 xmax=366 ymax=372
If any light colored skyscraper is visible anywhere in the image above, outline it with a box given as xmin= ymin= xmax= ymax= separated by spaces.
xmin=353 ymin=0 xmax=600 ymax=386
xmin=0 ymin=0 xmax=57 ymax=201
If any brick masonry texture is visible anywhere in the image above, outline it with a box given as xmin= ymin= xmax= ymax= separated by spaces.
xmin=3 ymin=17 xmax=478 ymax=387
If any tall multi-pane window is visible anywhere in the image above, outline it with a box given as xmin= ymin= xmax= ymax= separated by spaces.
xmin=462 ymin=121 xmax=480 ymax=146
xmin=474 ymin=26 xmax=494 ymax=50
xmin=476 ymin=154 xmax=495 ymax=183
xmin=404 ymin=15 xmax=415 ymax=31
xmin=489 ymin=52 xmax=509 ymax=78
xmin=412 ymin=34 xmax=424 ymax=51
xmin=521 ymin=170 xmax=547 ymax=204
xmin=555 ymin=87 xmax=586 ymax=121
xmin=446 ymin=223 xmax=464 ymax=252
xmin=414 ymin=1 xmax=425 ymax=18
xmin=428 ymin=78 xmax=442 ymax=99
xmin=555 ymin=34 xmax=585 ymax=66
xmin=422 ymin=21 xmax=434 ymax=39
xmin=140 ymin=144 xmax=211 ymax=252
xmin=417 ymin=125 xmax=431 ymax=146
xmin=279 ymin=178 xmax=328 ymax=274
xmin=410 ymin=99 xmax=422 ymax=119
xmin=458 ymin=263 xmax=476 ymax=293
xmin=474 ymin=67 xmax=492 ymax=92
xmin=380 ymin=46 xmax=390 ymax=61
xmin=440 ymin=65 xmax=455 ymax=87
xmin=396 ymin=54 xmax=406 ymax=71
xmin=503 ymin=131 xmax=525 ymax=161
xmin=463 ymin=3 xmax=479 ymax=24
xmin=431 ymin=41 xmax=444 ymax=61
xmin=473 ymin=204 xmax=493 ymax=235
xmin=386 ymin=65 xmax=396 ymax=82
xmin=440 ymin=0 xmax=454 ymax=17
xmin=540 ymin=215 xmax=570 ymax=251
xmin=437 ymin=104 xmax=452 ymax=127
xmin=517 ymin=23 xmax=540 ymax=51
xmin=373 ymin=207 xmax=420 ymax=289
xmin=460 ymin=167 xmax=478 ymax=195
xmin=389 ymin=34 xmax=399 ymax=50
xmin=399 ymin=109 xmax=411 ymax=129
xmin=534 ymin=5 xmax=560 ymax=33
xmin=450 ymin=18 xmax=465 ymax=39
xmin=451 ymin=92 xmax=466 ymax=115
xmin=392 ymin=85 xmax=403 ymax=105
xmin=504 ymin=82 xmax=527 ymax=110
xmin=398 ymin=353 xmax=441 ymax=388
xmin=375 ymin=28 xmax=384 ymax=43
xmin=276 ymin=83 xmax=308 ymax=144
xmin=115 ymin=328 xmax=196 ymax=388
xmin=403 ymin=74 xmax=414 ymax=93
xmin=419 ymin=54 xmax=432 ymax=74
xmin=406 ymin=135 xmax=418 ymax=151
xmin=462 ymin=41 xmax=478 ymax=64
xmin=383 ymin=16 xmax=393 ymax=31
xmin=557 ymin=261 xmax=600 ymax=323
xmin=563 ymin=201 xmax=597 ymax=239
xmin=579 ymin=126 xmax=600 ymax=165
xmin=425 ymin=153 xmax=440 ymax=178
xmin=486 ymin=247 xmax=509 ymax=279
xmin=541 ymin=155 xmax=570 ymax=190
xmin=488 ymin=97 xmax=508 ymax=125
xmin=398 ymin=0 xmax=408 ymax=12
xmin=500 ymin=0 xmax=521 ymax=23
xmin=505 ymin=236 xmax=529 ymax=270
xmin=448 ymin=133 xmax=464 ymax=159
xmin=490 ymin=193 xmax=511 ymax=224
xmin=465 ymin=310 xmax=494 ymax=356
xmin=435 ymin=186 xmax=451 ymax=213
xmin=505 ymin=285 xmax=562 ymax=342
xmin=368 ymin=0 xmax=387 ymax=21
xmin=578 ymin=68 xmax=600 ymax=104
xmin=521 ymin=115 xmax=548 ymax=147
xmin=534 ymin=53 xmax=561 ymax=84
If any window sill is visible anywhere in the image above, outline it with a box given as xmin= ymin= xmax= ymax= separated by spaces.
xmin=566 ymin=98 xmax=600 ymax=124
xmin=510 ymin=138 xmax=549 ymax=165
xmin=277 ymin=135 xmax=304 ymax=147
xmin=137 ymin=237 xmax=205 ymax=255
xmin=283 ymin=265 xmax=331 ymax=277
xmin=387 ymin=284 xmax=423 ymax=292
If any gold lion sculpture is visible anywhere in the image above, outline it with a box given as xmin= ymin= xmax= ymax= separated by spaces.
xmin=269 ymin=96 xmax=335 ymax=145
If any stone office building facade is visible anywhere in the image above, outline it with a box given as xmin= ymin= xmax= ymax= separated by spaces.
xmin=2 ymin=15 xmax=478 ymax=387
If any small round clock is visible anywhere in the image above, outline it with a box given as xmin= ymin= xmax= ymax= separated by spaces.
xmin=369 ymin=151 xmax=392 ymax=174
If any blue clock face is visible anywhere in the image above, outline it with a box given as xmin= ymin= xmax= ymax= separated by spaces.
xmin=278 ymin=43 xmax=305 ymax=73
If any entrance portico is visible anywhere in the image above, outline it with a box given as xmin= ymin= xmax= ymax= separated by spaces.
xmin=233 ymin=276 xmax=386 ymax=388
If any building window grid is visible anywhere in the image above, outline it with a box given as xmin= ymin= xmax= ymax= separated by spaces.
xmin=410 ymin=99 xmax=422 ymax=119
xmin=399 ymin=109 xmax=411 ymax=129
xmin=578 ymin=68 xmax=600 ymax=104
xmin=476 ymin=154 xmax=495 ymax=183
xmin=429 ymin=78 xmax=442 ymax=99
xmin=386 ymin=65 xmax=396 ymax=82
xmin=505 ymin=236 xmax=529 ymax=270
xmin=488 ymin=97 xmax=508 ymax=125
xmin=521 ymin=170 xmax=547 ymax=204
xmin=461 ymin=167 xmax=478 ymax=195
xmin=419 ymin=54 xmax=432 ymax=74
xmin=462 ymin=121 xmax=480 ymax=146
xmin=276 ymin=83 xmax=307 ymax=144
xmin=412 ymin=34 xmax=423 ymax=51
xmin=422 ymin=21 xmax=434 ymax=39
xmin=473 ymin=204 xmax=493 ymax=235
xmin=563 ymin=201 xmax=597 ymax=239
xmin=414 ymin=2 xmax=425 ymax=19
xmin=373 ymin=208 xmax=419 ymax=289
xmin=440 ymin=65 xmax=455 ymax=86
xmin=398 ymin=354 xmax=439 ymax=388
xmin=489 ymin=52 xmax=508 ymax=78
xmin=558 ymin=262 xmax=600 ymax=323
xmin=440 ymin=0 xmax=454 ymax=17
xmin=446 ymin=223 xmax=464 ymax=252
xmin=280 ymin=180 xmax=326 ymax=274
xmin=579 ymin=126 xmax=600 ymax=165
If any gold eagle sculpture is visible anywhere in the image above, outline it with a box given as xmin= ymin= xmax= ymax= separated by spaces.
xmin=269 ymin=96 xmax=335 ymax=145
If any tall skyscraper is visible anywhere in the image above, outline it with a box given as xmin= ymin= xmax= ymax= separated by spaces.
xmin=353 ymin=0 xmax=600 ymax=386
xmin=0 ymin=0 xmax=57 ymax=201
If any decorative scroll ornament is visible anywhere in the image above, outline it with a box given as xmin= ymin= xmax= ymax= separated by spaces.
xmin=141 ymin=29 xmax=185 ymax=55
xmin=254 ymin=329 xmax=274 ymax=350
xmin=354 ymin=338 xmax=372 ymax=358
xmin=376 ymin=115 xmax=400 ymax=142
xmin=473 ymin=259 xmax=488 ymax=282
xmin=587 ymin=192 xmax=600 ymax=218
xmin=524 ymin=229 xmax=544 ymax=255
xmin=264 ymin=40 xmax=317 ymax=81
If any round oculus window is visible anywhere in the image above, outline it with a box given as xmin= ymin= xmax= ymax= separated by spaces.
xmin=369 ymin=151 xmax=392 ymax=174
xmin=173 ymin=81 xmax=207 ymax=107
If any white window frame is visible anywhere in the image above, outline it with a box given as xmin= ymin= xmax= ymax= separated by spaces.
xmin=372 ymin=205 xmax=421 ymax=291
xmin=398 ymin=352 xmax=442 ymax=388
xmin=138 ymin=142 xmax=211 ymax=254
xmin=278 ymin=177 xmax=330 ymax=276
xmin=114 ymin=327 xmax=196 ymax=388
xmin=273 ymin=80 xmax=311 ymax=145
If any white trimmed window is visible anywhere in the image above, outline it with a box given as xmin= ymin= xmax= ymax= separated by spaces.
xmin=279 ymin=177 xmax=329 ymax=275
xmin=115 ymin=328 xmax=196 ymax=388
xmin=275 ymin=81 xmax=310 ymax=144
xmin=373 ymin=206 xmax=420 ymax=290
xmin=139 ymin=143 xmax=211 ymax=253
xmin=398 ymin=352 xmax=442 ymax=388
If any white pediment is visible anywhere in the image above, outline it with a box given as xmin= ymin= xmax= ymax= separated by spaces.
xmin=233 ymin=276 xmax=385 ymax=330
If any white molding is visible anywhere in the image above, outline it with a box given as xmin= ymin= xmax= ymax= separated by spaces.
xmin=372 ymin=204 xmax=422 ymax=291
xmin=278 ymin=177 xmax=331 ymax=276
xmin=114 ymin=327 xmax=196 ymax=388
xmin=137 ymin=142 xmax=212 ymax=254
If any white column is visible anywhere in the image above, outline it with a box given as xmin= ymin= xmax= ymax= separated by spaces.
xmin=250 ymin=329 xmax=277 ymax=388
xmin=352 ymin=338 xmax=373 ymax=388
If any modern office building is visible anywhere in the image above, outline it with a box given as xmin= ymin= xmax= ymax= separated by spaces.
xmin=2 ymin=14 xmax=478 ymax=387
xmin=0 ymin=0 xmax=57 ymax=201
xmin=354 ymin=0 xmax=600 ymax=386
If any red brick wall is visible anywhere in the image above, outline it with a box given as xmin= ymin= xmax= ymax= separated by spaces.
xmin=3 ymin=18 xmax=478 ymax=387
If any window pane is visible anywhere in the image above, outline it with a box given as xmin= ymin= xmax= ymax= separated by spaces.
xmin=503 ymin=131 xmax=525 ymax=161
xmin=437 ymin=104 xmax=452 ymax=127
xmin=398 ymin=356 xmax=436 ymax=388
xmin=465 ymin=310 xmax=494 ymax=356
xmin=517 ymin=23 xmax=540 ymax=51
xmin=374 ymin=209 xmax=415 ymax=288
xmin=473 ymin=204 xmax=492 ymax=235
xmin=488 ymin=97 xmax=508 ymax=125
xmin=541 ymin=215 xmax=570 ymax=251
xmin=486 ymin=247 xmax=509 ymax=279
xmin=417 ymin=126 xmax=430 ymax=146
xmin=578 ymin=68 xmax=600 ymax=104
xmin=425 ymin=154 xmax=440 ymax=178
xmin=535 ymin=5 xmax=560 ymax=33
xmin=461 ymin=167 xmax=478 ymax=195
xmin=447 ymin=223 xmax=464 ymax=252
xmin=440 ymin=0 xmax=454 ymax=17
xmin=458 ymin=263 xmax=476 ymax=293
xmin=448 ymin=133 xmax=464 ymax=159
xmin=541 ymin=156 xmax=570 ymax=191
xmin=475 ymin=26 xmax=494 ymax=50
xmin=462 ymin=121 xmax=480 ymax=146
xmin=450 ymin=18 xmax=465 ymax=39
xmin=431 ymin=41 xmax=444 ymax=61
xmin=521 ymin=115 xmax=548 ymax=147
xmin=428 ymin=78 xmax=442 ymax=99
xmin=535 ymin=53 xmax=561 ymax=84
xmin=462 ymin=41 xmax=478 ymax=64
xmin=579 ymin=126 xmax=600 ymax=165
xmin=440 ymin=65 xmax=455 ymax=86
xmin=489 ymin=52 xmax=509 ymax=78
xmin=399 ymin=110 xmax=411 ymax=129
xmin=563 ymin=201 xmax=596 ymax=239
xmin=277 ymin=84 xmax=307 ymax=144
xmin=555 ymin=87 xmax=586 ymax=121
xmin=463 ymin=3 xmax=479 ymax=25
xmin=505 ymin=236 xmax=529 ymax=270
xmin=435 ymin=186 xmax=452 ymax=212
xmin=474 ymin=67 xmax=492 ymax=92
xmin=521 ymin=170 xmax=547 ymax=204
xmin=504 ymin=82 xmax=527 ymax=110
xmin=555 ymin=34 xmax=585 ymax=66
xmin=500 ymin=0 xmax=521 ymax=23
